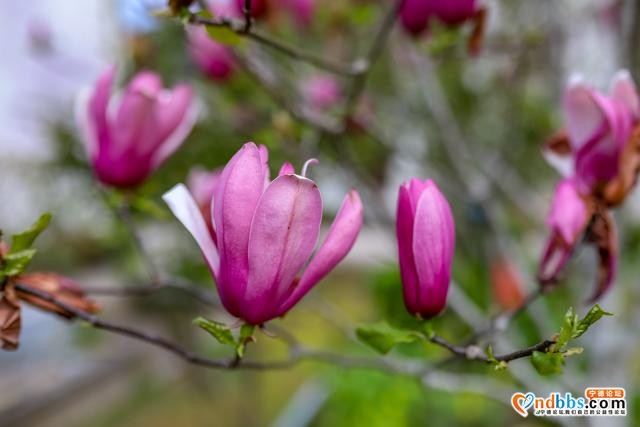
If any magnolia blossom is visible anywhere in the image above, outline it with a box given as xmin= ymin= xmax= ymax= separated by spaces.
xmin=188 ymin=28 xmax=235 ymax=81
xmin=284 ymin=0 xmax=314 ymax=29
xmin=538 ymin=179 xmax=592 ymax=286
xmin=300 ymin=74 xmax=342 ymax=111
xmin=545 ymin=71 xmax=640 ymax=196
xmin=396 ymin=179 xmax=455 ymax=319
xmin=164 ymin=142 xmax=363 ymax=324
xmin=400 ymin=0 xmax=478 ymax=36
xmin=76 ymin=66 xmax=197 ymax=188
xmin=235 ymin=0 xmax=269 ymax=18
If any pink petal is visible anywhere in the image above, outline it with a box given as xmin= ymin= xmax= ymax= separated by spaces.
xmin=278 ymin=161 xmax=295 ymax=176
xmin=396 ymin=183 xmax=420 ymax=314
xmin=610 ymin=69 xmax=640 ymax=118
xmin=163 ymin=184 xmax=219 ymax=278
xmin=213 ymin=142 xmax=269 ymax=314
xmin=79 ymin=65 xmax=116 ymax=158
xmin=546 ymin=179 xmax=589 ymax=246
xmin=242 ymin=175 xmax=322 ymax=323
xmin=411 ymin=182 xmax=455 ymax=318
xmin=151 ymin=84 xmax=198 ymax=168
xmin=564 ymin=78 xmax=606 ymax=153
xmin=278 ymin=189 xmax=363 ymax=315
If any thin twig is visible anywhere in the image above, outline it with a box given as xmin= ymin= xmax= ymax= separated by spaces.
xmin=465 ymin=287 xmax=546 ymax=345
xmin=83 ymin=277 xmax=218 ymax=307
xmin=116 ymin=201 xmax=160 ymax=283
xmin=187 ymin=14 xmax=356 ymax=76
xmin=14 ymin=282 xmax=553 ymax=375
xmin=242 ymin=0 xmax=253 ymax=33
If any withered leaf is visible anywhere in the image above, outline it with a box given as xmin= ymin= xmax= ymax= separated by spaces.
xmin=603 ymin=125 xmax=640 ymax=207
xmin=15 ymin=273 xmax=100 ymax=319
xmin=585 ymin=206 xmax=617 ymax=302
xmin=0 ymin=283 xmax=21 ymax=351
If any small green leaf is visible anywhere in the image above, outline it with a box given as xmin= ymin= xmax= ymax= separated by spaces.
xmin=531 ymin=351 xmax=564 ymax=376
xmin=205 ymin=26 xmax=244 ymax=46
xmin=193 ymin=317 xmax=235 ymax=346
xmin=486 ymin=344 xmax=497 ymax=363
xmin=2 ymin=249 xmax=37 ymax=277
xmin=236 ymin=324 xmax=255 ymax=358
xmin=494 ymin=361 xmax=508 ymax=371
xmin=555 ymin=306 xmax=578 ymax=350
xmin=356 ymin=322 xmax=423 ymax=354
xmin=10 ymin=213 xmax=52 ymax=253
xmin=573 ymin=304 xmax=613 ymax=339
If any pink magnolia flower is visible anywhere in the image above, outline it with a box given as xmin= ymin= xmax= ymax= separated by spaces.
xmin=187 ymin=167 xmax=221 ymax=237
xmin=300 ymin=74 xmax=342 ymax=111
xmin=284 ymin=0 xmax=314 ymax=29
xmin=399 ymin=0 xmax=478 ymax=36
xmin=188 ymin=28 xmax=235 ymax=81
xmin=396 ymin=179 xmax=455 ymax=319
xmin=76 ymin=66 xmax=197 ymax=188
xmin=538 ymin=179 xmax=592 ymax=287
xmin=235 ymin=0 xmax=269 ymax=18
xmin=164 ymin=142 xmax=363 ymax=324
xmin=545 ymin=71 xmax=640 ymax=195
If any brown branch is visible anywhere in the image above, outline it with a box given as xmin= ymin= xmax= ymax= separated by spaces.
xmin=429 ymin=334 xmax=555 ymax=363
xmin=13 ymin=281 xmax=552 ymax=378
xmin=186 ymin=14 xmax=356 ymax=76
xmin=83 ymin=277 xmax=218 ymax=307
xmin=464 ymin=287 xmax=547 ymax=345
xmin=242 ymin=0 xmax=253 ymax=33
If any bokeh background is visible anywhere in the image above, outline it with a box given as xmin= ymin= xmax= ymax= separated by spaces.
xmin=1 ymin=0 xmax=639 ymax=426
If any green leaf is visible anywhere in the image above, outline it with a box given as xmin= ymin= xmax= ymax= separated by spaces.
xmin=573 ymin=304 xmax=613 ymax=339
xmin=1 ymin=249 xmax=37 ymax=277
xmin=531 ymin=351 xmax=564 ymax=376
xmin=193 ymin=317 xmax=235 ymax=346
xmin=485 ymin=344 xmax=497 ymax=363
xmin=206 ymin=26 xmax=244 ymax=46
xmin=10 ymin=213 xmax=52 ymax=253
xmin=555 ymin=306 xmax=578 ymax=350
xmin=236 ymin=324 xmax=255 ymax=358
xmin=356 ymin=322 xmax=423 ymax=354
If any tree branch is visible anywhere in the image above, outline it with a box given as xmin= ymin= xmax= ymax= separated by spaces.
xmin=242 ymin=0 xmax=253 ymax=33
xmin=186 ymin=14 xmax=356 ymax=76
xmin=14 ymin=280 xmax=555 ymax=377
xmin=83 ymin=277 xmax=218 ymax=307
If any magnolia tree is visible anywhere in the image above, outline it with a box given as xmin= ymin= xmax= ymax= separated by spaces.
xmin=2 ymin=0 xmax=639 ymax=425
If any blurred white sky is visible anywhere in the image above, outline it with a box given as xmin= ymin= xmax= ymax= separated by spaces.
xmin=0 ymin=0 xmax=117 ymax=160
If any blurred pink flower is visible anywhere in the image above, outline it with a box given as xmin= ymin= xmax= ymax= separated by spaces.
xmin=235 ymin=0 xmax=269 ymax=18
xmin=301 ymin=74 xmax=342 ymax=111
xmin=76 ymin=66 xmax=197 ymax=188
xmin=399 ymin=0 xmax=478 ymax=36
xmin=188 ymin=28 xmax=236 ymax=81
xmin=546 ymin=71 xmax=640 ymax=196
xmin=538 ymin=179 xmax=593 ymax=289
xmin=396 ymin=179 xmax=455 ymax=319
xmin=164 ymin=142 xmax=363 ymax=324
xmin=284 ymin=0 xmax=314 ymax=29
